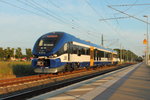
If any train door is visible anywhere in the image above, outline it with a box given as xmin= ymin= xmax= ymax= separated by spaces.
xmin=90 ymin=46 xmax=94 ymax=66
xmin=111 ymin=53 xmax=114 ymax=64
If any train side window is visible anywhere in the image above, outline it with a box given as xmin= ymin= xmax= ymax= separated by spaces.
xmin=87 ymin=48 xmax=90 ymax=55
xmin=77 ymin=46 xmax=81 ymax=56
xmin=97 ymin=50 xmax=105 ymax=58
xmin=70 ymin=44 xmax=90 ymax=55
xmin=94 ymin=49 xmax=98 ymax=60
xmin=82 ymin=48 xmax=87 ymax=55
xmin=72 ymin=45 xmax=78 ymax=54
xmin=77 ymin=50 xmax=81 ymax=56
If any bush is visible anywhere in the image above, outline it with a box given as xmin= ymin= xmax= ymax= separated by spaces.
xmin=0 ymin=61 xmax=36 ymax=78
xmin=11 ymin=62 xmax=36 ymax=77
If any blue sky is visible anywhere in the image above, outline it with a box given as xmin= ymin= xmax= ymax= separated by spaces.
xmin=0 ymin=0 xmax=150 ymax=56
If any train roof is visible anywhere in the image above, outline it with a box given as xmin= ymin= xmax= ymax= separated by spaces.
xmin=33 ymin=31 xmax=117 ymax=56
xmin=63 ymin=32 xmax=117 ymax=53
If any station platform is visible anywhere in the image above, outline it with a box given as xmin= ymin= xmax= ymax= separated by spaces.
xmin=94 ymin=62 xmax=150 ymax=100
xmin=29 ymin=63 xmax=150 ymax=100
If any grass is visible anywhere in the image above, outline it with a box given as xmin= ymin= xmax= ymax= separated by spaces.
xmin=0 ymin=61 xmax=36 ymax=79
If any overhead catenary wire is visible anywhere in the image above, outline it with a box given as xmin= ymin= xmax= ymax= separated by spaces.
xmin=26 ymin=0 xmax=91 ymax=36
xmin=46 ymin=0 xmax=102 ymax=38
xmin=111 ymin=0 xmax=138 ymax=24
xmin=112 ymin=0 xmax=138 ymax=17
xmin=4 ymin=0 xmax=86 ymax=39
xmin=0 ymin=0 xmax=86 ymax=43
xmin=0 ymin=0 xmax=67 ymax=27
xmin=122 ymin=0 xmax=138 ymax=12
xmin=99 ymin=16 xmax=130 ymax=21
xmin=85 ymin=0 xmax=119 ymax=34
xmin=108 ymin=5 xmax=150 ymax=24
xmin=85 ymin=0 xmax=118 ymax=43
xmin=29 ymin=0 xmax=100 ymax=39
xmin=85 ymin=0 xmax=140 ymax=55
xmin=110 ymin=3 xmax=150 ymax=7
xmin=85 ymin=0 xmax=122 ymax=35
xmin=47 ymin=0 xmax=60 ymax=9
xmin=23 ymin=0 xmax=79 ymax=28
xmin=107 ymin=3 xmax=148 ymax=55
xmin=0 ymin=0 xmax=45 ymax=18
xmin=47 ymin=0 xmax=82 ymax=25
xmin=85 ymin=0 xmax=129 ymax=48
xmin=37 ymin=0 xmax=100 ymax=39
xmin=0 ymin=0 xmax=100 ymax=41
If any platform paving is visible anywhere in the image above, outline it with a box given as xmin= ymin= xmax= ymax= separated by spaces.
xmin=94 ymin=63 xmax=150 ymax=100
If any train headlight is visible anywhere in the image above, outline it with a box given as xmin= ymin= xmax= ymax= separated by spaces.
xmin=37 ymin=61 xmax=44 ymax=67
xmin=53 ymin=54 xmax=57 ymax=57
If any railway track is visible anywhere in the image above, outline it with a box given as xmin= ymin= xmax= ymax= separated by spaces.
xmin=0 ymin=63 xmax=134 ymax=100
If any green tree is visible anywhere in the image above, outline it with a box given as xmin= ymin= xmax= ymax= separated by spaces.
xmin=11 ymin=48 xmax=15 ymax=57
xmin=25 ymin=48 xmax=32 ymax=60
xmin=15 ymin=47 xmax=22 ymax=59
xmin=114 ymin=49 xmax=138 ymax=62
xmin=6 ymin=47 xmax=14 ymax=60
xmin=0 ymin=47 xmax=4 ymax=60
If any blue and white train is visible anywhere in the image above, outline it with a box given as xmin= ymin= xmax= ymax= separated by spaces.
xmin=32 ymin=32 xmax=118 ymax=73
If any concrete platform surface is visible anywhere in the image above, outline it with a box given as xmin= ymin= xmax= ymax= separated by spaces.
xmin=94 ymin=63 xmax=150 ymax=100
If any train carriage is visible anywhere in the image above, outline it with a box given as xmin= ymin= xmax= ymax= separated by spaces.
xmin=32 ymin=32 xmax=118 ymax=73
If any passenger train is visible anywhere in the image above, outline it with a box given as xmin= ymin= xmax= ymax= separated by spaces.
xmin=32 ymin=32 xmax=118 ymax=73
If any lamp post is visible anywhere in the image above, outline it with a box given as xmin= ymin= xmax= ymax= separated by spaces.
xmin=143 ymin=15 xmax=149 ymax=65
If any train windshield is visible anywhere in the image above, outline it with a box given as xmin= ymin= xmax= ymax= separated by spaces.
xmin=35 ymin=34 xmax=62 ymax=54
xmin=38 ymin=38 xmax=56 ymax=47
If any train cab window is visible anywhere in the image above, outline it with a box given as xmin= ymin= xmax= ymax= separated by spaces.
xmin=39 ymin=40 xmax=44 ymax=46
xmin=35 ymin=34 xmax=63 ymax=54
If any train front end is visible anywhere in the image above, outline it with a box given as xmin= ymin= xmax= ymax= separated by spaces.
xmin=32 ymin=32 xmax=65 ymax=73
